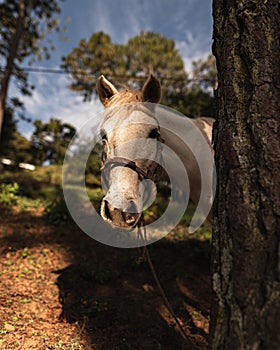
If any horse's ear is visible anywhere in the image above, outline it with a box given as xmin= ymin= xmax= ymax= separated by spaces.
xmin=97 ymin=75 xmax=118 ymax=105
xmin=142 ymin=75 xmax=161 ymax=103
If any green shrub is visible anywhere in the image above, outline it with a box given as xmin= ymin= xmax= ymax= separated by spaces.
xmin=43 ymin=193 xmax=70 ymax=225
xmin=0 ymin=182 xmax=19 ymax=208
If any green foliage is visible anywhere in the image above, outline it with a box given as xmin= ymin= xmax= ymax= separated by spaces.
xmin=32 ymin=164 xmax=62 ymax=185
xmin=0 ymin=165 xmax=70 ymax=220
xmin=7 ymin=130 xmax=33 ymax=163
xmin=31 ymin=118 xmax=76 ymax=165
xmin=0 ymin=0 xmax=65 ymax=97
xmin=0 ymin=182 xmax=19 ymax=207
xmin=62 ymin=31 xmax=188 ymax=106
xmin=174 ymin=87 xmax=215 ymax=118
xmin=0 ymin=165 xmax=71 ymax=222
xmin=0 ymin=107 xmax=33 ymax=162
xmin=191 ymin=54 xmax=217 ymax=91
xmin=85 ymin=147 xmax=102 ymax=187
xmin=124 ymin=32 xmax=187 ymax=102
xmin=62 ymin=32 xmax=123 ymax=101
xmin=0 ymin=167 xmax=56 ymax=199
xmin=168 ymin=54 xmax=216 ymax=117
xmin=62 ymin=31 xmax=216 ymax=117
xmin=0 ymin=0 xmax=67 ymax=149
xmin=43 ymin=192 xmax=70 ymax=225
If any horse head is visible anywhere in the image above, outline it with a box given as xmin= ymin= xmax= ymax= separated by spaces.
xmin=97 ymin=75 xmax=163 ymax=229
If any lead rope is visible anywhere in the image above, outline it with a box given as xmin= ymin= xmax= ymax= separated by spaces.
xmin=137 ymin=216 xmax=199 ymax=349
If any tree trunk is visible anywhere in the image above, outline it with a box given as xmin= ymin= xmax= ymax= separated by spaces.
xmin=211 ymin=1 xmax=280 ymax=349
xmin=0 ymin=0 xmax=25 ymax=142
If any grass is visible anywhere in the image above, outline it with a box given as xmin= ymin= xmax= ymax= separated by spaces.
xmin=0 ymin=172 xmax=212 ymax=350
xmin=0 ymin=165 xmax=62 ymax=200
xmin=0 ymin=165 xmax=212 ymax=243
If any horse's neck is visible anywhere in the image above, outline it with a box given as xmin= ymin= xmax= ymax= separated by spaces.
xmin=159 ymin=115 xmax=214 ymax=205
xmin=160 ymin=115 xmax=214 ymax=163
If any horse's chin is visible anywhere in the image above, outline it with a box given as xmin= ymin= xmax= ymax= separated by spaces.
xmin=100 ymin=200 xmax=142 ymax=230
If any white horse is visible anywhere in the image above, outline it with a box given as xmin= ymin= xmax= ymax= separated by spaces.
xmin=97 ymin=74 xmax=215 ymax=231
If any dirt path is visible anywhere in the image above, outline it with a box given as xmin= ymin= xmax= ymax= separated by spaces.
xmin=0 ymin=206 xmax=210 ymax=349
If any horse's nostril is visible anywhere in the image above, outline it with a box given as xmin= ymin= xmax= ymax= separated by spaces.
xmin=103 ymin=200 xmax=112 ymax=221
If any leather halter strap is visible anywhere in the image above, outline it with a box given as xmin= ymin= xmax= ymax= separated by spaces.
xmin=103 ymin=157 xmax=147 ymax=179
xmin=102 ymin=155 xmax=161 ymax=185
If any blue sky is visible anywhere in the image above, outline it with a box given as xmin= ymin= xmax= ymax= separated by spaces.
xmin=14 ymin=0 xmax=213 ymax=137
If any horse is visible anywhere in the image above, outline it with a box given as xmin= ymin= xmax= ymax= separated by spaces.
xmin=97 ymin=74 xmax=215 ymax=232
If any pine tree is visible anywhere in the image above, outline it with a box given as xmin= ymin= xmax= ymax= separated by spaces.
xmin=31 ymin=118 xmax=76 ymax=165
xmin=0 ymin=0 xmax=65 ymax=143
xmin=62 ymin=31 xmax=188 ymax=107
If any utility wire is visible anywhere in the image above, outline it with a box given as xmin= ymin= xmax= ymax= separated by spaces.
xmin=0 ymin=66 xmax=214 ymax=83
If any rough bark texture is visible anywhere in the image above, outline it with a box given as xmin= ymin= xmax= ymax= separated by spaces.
xmin=211 ymin=1 xmax=280 ymax=349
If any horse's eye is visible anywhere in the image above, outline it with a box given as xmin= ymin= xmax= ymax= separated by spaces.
xmin=101 ymin=129 xmax=107 ymax=140
xmin=101 ymin=133 xmax=108 ymax=163
xmin=149 ymin=128 xmax=160 ymax=139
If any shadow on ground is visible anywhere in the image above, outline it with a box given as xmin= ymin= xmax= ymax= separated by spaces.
xmin=0 ymin=206 xmax=211 ymax=349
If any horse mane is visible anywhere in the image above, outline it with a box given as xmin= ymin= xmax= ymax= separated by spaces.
xmin=105 ymin=89 xmax=143 ymax=108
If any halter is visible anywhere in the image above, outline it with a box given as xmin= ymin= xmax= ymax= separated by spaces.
xmin=102 ymin=154 xmax=161 ymax=188
xmin=100 ymin=104 xmax=164 ymax=188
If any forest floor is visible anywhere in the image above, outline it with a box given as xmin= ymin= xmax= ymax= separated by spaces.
xmin=0 ymin=167 xmax=211 ymax=350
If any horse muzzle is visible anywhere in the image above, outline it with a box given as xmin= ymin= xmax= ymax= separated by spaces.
xmin=100 ymin=198 xmax=142 ymax=229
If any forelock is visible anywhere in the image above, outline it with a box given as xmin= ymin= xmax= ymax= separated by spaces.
xmin=105 ymin=90 xmax=143 ymax=108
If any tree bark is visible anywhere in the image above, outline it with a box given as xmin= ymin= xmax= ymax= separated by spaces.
xmin=0 ymin=0 xmax=25 ymax=142
xmin=211 ymin=1 xmax=280 ymax=349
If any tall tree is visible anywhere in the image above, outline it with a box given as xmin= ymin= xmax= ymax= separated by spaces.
xmin=0 ymin=104 xmax=33 ymax=163
xmin=62 ymin=31 xmax=188 ymax=107
xmin=0 ymin=0 xmax=64 ymax=142
xmin=211 ymin=1 xmax=280 ymax=349
xmin=167 ymin=55 xmax=216 ymax=117
xmin=63 ymin=31 xmax=216 ymax=117
xmin=191 ymin=54 xmax=217 ymax=91
xmin=124 ymin=31 xmax=187 ymax=105
xmin=62 ymin=32 xmax=124 ymax=101
xmin=31 ymin=118 xmax=76 ymax=165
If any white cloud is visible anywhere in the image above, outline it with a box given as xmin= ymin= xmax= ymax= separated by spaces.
xmin=86 ymin=0 xmax=150 ymax=44
xmin=10 ymin=0 xmax=213 ymax=138
xmin=19 ymin=74 xmax=104 ymax=139
xmin=175 ymin=40 xmax=208 ymax=72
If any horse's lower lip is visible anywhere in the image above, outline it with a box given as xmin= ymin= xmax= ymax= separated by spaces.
xmin=122 ymin=212 xmax=137 ymax=226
